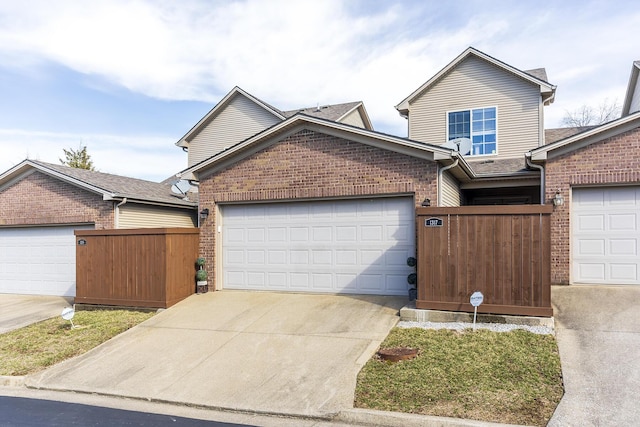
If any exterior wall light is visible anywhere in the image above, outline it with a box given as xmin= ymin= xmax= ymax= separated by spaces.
xmin=421 ymin=198 xmax=431 ymax=207
xmin=553 ymin=190 xmax=564 ymax=207
xmin=200 ymin=208 xmax=210 ymax=220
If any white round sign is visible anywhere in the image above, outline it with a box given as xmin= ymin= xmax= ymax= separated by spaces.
xmin=470 ymin=291 xmax=484 ymax=307
xmin=61 ymin=307 xmax=75 ymax=321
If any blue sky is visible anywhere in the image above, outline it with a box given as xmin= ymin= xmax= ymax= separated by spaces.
xmin=0 ymin=0 xmax=638 ymax=181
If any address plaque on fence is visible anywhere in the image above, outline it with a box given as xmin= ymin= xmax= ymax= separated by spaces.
xmin=424 ymin=217 xmax=443 ymax=227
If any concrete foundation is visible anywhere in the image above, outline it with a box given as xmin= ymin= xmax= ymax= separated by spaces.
xmin=400 ymin=301 xmax=555 ymax=328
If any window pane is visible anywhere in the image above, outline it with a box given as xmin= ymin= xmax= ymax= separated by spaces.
xmin=466 ymin=107 xmax=497 ymax=156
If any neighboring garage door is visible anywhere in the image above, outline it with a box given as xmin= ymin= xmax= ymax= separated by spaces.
xmin=0 ymin=225 xmax=93 ymax=296
xmin=572 ymin=186 xmax=640 ymax=285
xmin=221 ymin=198 xmax=415 ymax=295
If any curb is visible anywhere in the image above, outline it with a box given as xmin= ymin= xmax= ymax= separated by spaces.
xmin=0 ymin=376 xmax=25 ymax=387
xmin=335 ymin=408 xmax=530 ymax=427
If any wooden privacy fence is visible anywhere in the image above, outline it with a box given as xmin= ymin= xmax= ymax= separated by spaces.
xmin=75 ymin=228 xmax=200 ymax=308
xmin=416 ymin=206 xmax=553 ymax=317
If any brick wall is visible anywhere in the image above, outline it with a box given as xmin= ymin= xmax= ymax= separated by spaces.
xmin=545 ymin=126 xmax=640 ymax=284
xmin=198 ymin=129 xmax=439 ymax=290
xmin=0 ymin=171 xmax=114 ymax=229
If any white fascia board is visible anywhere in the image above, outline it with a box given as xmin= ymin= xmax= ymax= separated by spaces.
xmin=175 ymin=86 xmax=285 ymax=147
xmin=336 ymin=102 xmax=374 ymax=131
xmin=395 ymin=47 xmax=556 ymax=114
xmin=531 ymin=111 xmax=640 ymax=161
xmin=622 ymin=61 xmax=640 ymax=115
xmin=0 ymin=160 xmax=111 ymax=197
xmin=185 ymin=115 xmax=454 ymax=179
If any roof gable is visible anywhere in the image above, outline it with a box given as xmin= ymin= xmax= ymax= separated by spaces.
xmin=530 ymin=111 xmax=640 ymax=161
xmin=282 ymin=101 xmax=373 ymax=130
xmin=176 ymin=86 xmax=285 ymax=149
xmin=0 ymin=160 xmax=196 ymax=208
xmin=180 ymin=114 xmax=454 ymax=180
xmin=395 ymin=47 xmax=556 ymax=116
xmin=622 ymin=60 xmax=640 ymax=116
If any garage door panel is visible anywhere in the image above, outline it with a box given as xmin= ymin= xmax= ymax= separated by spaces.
xmin=610 ymin=264 xmax=637 ymax=281
xmin=0 ymin=225 xmax=92 ymax=296
xmin=573 ymin=187 xmax=640 ymax=285
xmin=222 ymin=198 xmax=415 ymax=295
xmin=610 ymin=239 xmax=637 ymax=255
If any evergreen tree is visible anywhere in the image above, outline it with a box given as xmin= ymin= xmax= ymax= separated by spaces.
xmin=60 ymin=144 xmax=95 ymax=170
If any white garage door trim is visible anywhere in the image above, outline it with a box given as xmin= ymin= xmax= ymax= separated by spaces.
xmin=572 ymin=186 xmax=639 ymax=285
xmin=220 ymin=197 xmax=415 ymax=295
xmin=0 ymin=225 xmax=94 ymax=296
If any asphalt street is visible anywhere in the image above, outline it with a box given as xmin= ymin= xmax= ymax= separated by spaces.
xmin=0 ymin=396 xmax=246 ymax=427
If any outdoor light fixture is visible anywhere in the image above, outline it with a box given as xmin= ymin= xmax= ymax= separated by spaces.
xmin=553 ymin=189 xmax=564 ymax=207
xmin=200 ymin=208 xmax=210 ymax=220
xmin=421 ymin=198 xmax=431 ymax=207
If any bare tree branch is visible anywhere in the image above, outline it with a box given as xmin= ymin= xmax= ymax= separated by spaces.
xmin=562 ymin=98 xmax=621 ymax=127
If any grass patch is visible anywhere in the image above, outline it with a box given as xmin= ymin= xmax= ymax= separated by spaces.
xmin=355 ymin=327 xmax=563 ymax=426
xmin=0 ymin=310 xmax=154 ymax=376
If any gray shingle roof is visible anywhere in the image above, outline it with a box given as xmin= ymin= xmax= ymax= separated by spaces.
xmin=524 ymin=68 xmax=549 ymax=82
xmin=544 ymin=126 xmax=596 ymax=144
xmin=31 ymin=160 xmax=196 ymax=207
xmin=467 ymin=158 xmax=531 ymax=175
xmin=282 ymin=101 xmax=361 ymax=121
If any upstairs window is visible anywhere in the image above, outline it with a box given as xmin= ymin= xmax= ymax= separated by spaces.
xmin=447 ymin=107 xmax=497 ymax=156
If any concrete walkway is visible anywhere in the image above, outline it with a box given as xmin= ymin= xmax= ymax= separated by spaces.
xmin=26 ymin=291 xmax=405 ymax=418
xmin=0 ymin=295 xmax=73 ymax=334
xmin=549 ymin=285 xmax=640 ymax=426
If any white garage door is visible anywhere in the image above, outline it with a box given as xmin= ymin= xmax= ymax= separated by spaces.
xmin=572 ymin=187 xmax=640 ymax=285
xmin=0 ymin=225 xmax=92 ymax=296
xmin=221 ymin=198 xmax=415 ymax=295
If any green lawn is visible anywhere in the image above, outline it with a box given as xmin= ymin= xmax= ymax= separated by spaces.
xmin=355 ymin=327 xmax=563 ymax=426
xmin=0 ymin=310 xmax=154 ymax=376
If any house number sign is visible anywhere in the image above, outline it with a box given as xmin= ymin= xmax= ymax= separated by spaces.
xmin=424 ymin=217 xmax=443 ymax=227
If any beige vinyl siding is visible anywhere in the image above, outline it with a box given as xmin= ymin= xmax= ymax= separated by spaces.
xmin=338 ymin=108 xmax=366 ymax=128
xmin=441 ymin=170 xmax=461 ymax=206
xmin=631 ymin=76 xmax=640 ymax=114
xmin=408 ymin=56 xmax=541 ymax=160
xmin=188 ymin=94 xmax=281 ymax=167
xmin=118 ymin=204 xmax=197 ymax=229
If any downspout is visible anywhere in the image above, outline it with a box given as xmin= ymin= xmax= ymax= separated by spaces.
xmin=525 ymin=153 xmax=545 ymax=204
xmin=115 ymin=198 xmax=127 ymax=228
xmin=437 ymin=156 xmax=459 ymax=207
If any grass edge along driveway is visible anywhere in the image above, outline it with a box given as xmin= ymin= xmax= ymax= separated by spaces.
xmin=0 ymin=310 xmax=155 ymax=377
xmin=355 ymin=327 xmax=563 ymax=427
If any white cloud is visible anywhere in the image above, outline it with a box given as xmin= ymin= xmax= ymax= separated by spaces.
xmin=0 ymin=0 xmax=639 ymax=162
xmin=0 ymin=128 xmax=185 ymax=182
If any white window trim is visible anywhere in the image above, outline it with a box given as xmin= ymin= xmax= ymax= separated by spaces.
xmin=445 ymin=106 xmax=499 ymax=157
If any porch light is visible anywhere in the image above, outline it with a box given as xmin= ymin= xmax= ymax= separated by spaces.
xmin=421 ymin=198 xmax=431 ymax=207
xmin=200 ymin=208 xmax=210 ymax=220
xmin=553 ymin=190 xmax=564 ymax=207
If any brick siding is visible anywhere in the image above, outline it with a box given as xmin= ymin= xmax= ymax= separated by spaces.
xmin=198 ymin=129 xmax=439 ymax=290
xmin=545 ymin=126 xmax=640 ymax=284
xmin=0 ymin=171 xmax=114 ymax=229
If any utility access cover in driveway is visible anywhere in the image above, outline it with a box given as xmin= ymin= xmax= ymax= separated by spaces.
xmin=27 ymin=292 xmax=405 ymax=417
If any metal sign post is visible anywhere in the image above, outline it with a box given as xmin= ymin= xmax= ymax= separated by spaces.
xmin=469 ymin=291 xmax=484 ymax=331
xmin=61 ymin=307 xmax=76 ymax=329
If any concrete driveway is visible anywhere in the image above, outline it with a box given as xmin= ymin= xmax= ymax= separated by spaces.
xmin=549 ymin=285 xmax=640 ymax=426
xmin=27 ymin=291 xmax=405 ymax=418
xmin=0 ymin=295 xmax=73 ymax=334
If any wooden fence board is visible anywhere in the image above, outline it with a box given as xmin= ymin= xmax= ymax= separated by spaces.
xmin=416 ymin=206 xmax=553 ymax=317
xmin=74 ymin=228 xmax=200 ymax=308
